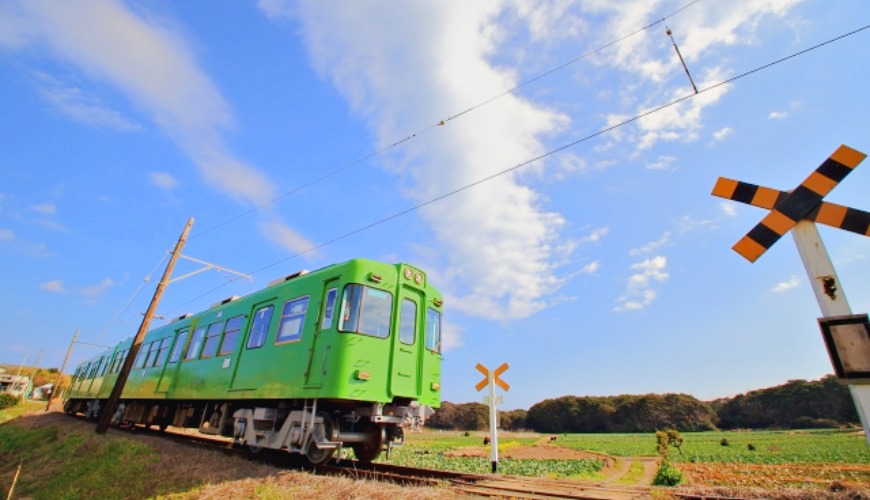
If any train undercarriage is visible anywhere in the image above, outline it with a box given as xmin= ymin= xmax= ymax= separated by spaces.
xmin=64 ymin=397 xmax=425 ymax=465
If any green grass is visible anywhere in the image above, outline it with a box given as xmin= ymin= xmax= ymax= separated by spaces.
xmin=555 ymin=429 xmax=870 ymax=464
xmin=0 ymin=400 xmax=46 ymax=424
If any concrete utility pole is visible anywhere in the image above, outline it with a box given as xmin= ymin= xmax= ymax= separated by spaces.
xmin=96 ymin=217 xmax=194 ymax=434
xmin=46 ymin=329 xmax=78 ymax=412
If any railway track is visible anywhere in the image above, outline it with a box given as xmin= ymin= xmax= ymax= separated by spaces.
xmin=78 ymin=416 xmax=655 ymax=498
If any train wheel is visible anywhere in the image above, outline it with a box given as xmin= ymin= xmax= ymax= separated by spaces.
xmin=304 ymin=411 xmax=337 ymax=465
xmin=351 ymin=423 xmax=385 ymax=464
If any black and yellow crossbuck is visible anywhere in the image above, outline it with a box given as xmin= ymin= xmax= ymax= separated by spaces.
xmin=712 ymin=145 xmax=868 ymax=262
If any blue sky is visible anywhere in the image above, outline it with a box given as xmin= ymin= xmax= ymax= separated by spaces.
xmin=1 ymin=0 xmax=869 ymax=410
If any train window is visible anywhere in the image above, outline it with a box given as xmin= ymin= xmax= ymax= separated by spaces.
xmin=219 ymin=315 xmax=244 ymax=356
xmin=155 ymin=337 xmax=172 ymax=367
xmin=399 ymin=299 xmax=417 ymax=345
xmin=169 ymin=329 xmax=189 ymax=363
xmin=146 ymin=340 xmax=161 ymax=367
xmin=200 ymin=321 xmax=225 ymax=359
xmin=339 ymin=285 xmax=393 ymax=339
xmin=247 ymin=305 xmax=274 ymax=349
xmin=321 ymin=288 xmax=337 ymax=330
xmin=89 ymin=359 xmax=102 ymax=378
xmin=185 ymin=325 xmax=207 ymax=360
xmin=134 ymin=345 xmax=149 ymax=369
xmin=425 ymin=307 xmax=442 ymax=353
xmin=99 ymin=356 xmax=110 ymax=376
xmin=277 ymin=296 xmax=309 ymax=344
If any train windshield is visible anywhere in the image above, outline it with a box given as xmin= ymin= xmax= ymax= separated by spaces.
xmin=339 ymin=284 xmax=393 ymax=338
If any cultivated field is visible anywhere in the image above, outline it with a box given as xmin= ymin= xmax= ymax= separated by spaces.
xmin=1 ymin=403 xmax=869 ymax=499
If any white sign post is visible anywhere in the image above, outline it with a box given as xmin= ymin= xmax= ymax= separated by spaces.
xmin=475 ymin=362 xmax=509 ymax=473
xmin=712 ymin=145 xmax=870 ymax=445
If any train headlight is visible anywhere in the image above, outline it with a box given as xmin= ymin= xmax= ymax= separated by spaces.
xmin=414 ymin=272 xmax=423 ymax=284
xmin=354 ymin=370 xmax=371 ymax=381
xmin=430 ymin=382 xmax=441 ymax=391
xmin=403 ymin=268 xmax=414 ymax=280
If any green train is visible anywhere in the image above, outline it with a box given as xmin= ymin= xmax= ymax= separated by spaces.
xmin=65 ymin=258 xmax=443 ymax=464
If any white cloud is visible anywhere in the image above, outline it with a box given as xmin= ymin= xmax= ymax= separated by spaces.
xmin=769 ymin=111 xmax=788 ymax=120
xmin=35 ymin=72 xmax=142 ymax=131
xmin=591 ymin=0 xmax=800 ymax=150
xmin=80 ymin=277 xmax=113 ymax=298
xmin=720 ymin=201 xmax=738 ymax=217
xmin=280 ymin=1 xmax=576 ymax=321
xmin=771 ymin=275 xmax=800 ymax=292
xmin=149 ymin=171 xmax=179 ymax=190
xmin=579 ymin=260 xmax=601 ymax=275
xmin=40 ymin=279 xmax=64 ymax=293
xmin=0 ymin=229 xmax=14 ymax=241
xmin=581 ymin=227 xmax=609 ymax=244
xmin=630 ymin=232 xmax=670 ymax=256
xmin=0 ymin=0 xmax=278 ymax=207
xmin=30 ymin=202 xmax=55 ymax=215
xmin=646 ymin=155 xmax=676 ymax=170
xmin=614 ymin=255 xmax=669 ymax=312
xmin=713 ymin=127 xmax=733 ymax=141
xmin=258 ymin=217 xmax=317 ymax=256
xmin=677 ymin=214 xmax=713 ymax=233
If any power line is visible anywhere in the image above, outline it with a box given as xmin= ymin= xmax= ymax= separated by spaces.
xmin=189 ymin=0 xmax=704 ymax=240
xmin=162 ymin=22 xmax=870 ymax=316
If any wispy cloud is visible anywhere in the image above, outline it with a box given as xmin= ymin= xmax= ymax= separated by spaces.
xmin=646 ymin=155 xmax=676 ymax=170
xmin=35 ymin=72 xmax=143 ymax=132
xmin=719 ymin=201 xmax=738 ymax=217
xmin=30 ymin=202 xmax=55 ymax=215
xmin=615 ymin=255 xmax=669 ymax=312
xmin=581 ymin=227 xmax=610 ymax=244
xmin=630 ymin=232 xmax=670 ymax=256
xmin=713 ymin=127 xmax=734 ymax=141
xmin=0 ymin=229 xmax=14 ymax=241
xmin=768 ymin=111 xmax=788 ymax=120
xmin=80 ymin=277 xmax=114 ymax=298
xmin=149 ymin=171 xmax=180 ymax=190
xmin=0 ymin=0 xmax=292 ymax=228
xmin=40 ymin=279 xmax=64 ymax=293
xmin=771 ymin=275 xmax=800 ymax=292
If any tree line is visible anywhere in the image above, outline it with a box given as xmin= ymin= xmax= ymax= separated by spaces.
xmin=426 ymin=376 xmax=860 ymax=432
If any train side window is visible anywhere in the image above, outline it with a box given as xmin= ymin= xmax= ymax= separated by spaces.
xmin=98 ymin=356 xmax=110 ymax=376
xmin=169 ymin=329 xmax=189 ymax=363
xmin=219 ymin=315 xmax=244 ymax=356
xmin=145 ymin=340 xmax=161 ymax=367
xmin=399 ymin=299 xmax=417 ymax=345
xmin=185 ymin=325 xmax=207 ymax=360
xmin=200 ymin=321 xmax=225 ymax=359
xmin=134 ymin=345 xmax=149 ymax=369
xmin=321 ymin=288 xmax=337 ymax=330
xmin=155 ymin=336 xmax=172 ymax=367
xmin=247 ymin=305 xmax=274 ymax=349
xmin=425 ymin=307 xmax=442 ymax=353
xmin=277 ymin=296 xmax=309 ymax=344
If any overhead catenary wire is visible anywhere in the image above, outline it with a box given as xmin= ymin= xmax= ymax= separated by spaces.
xmin=189 ymin=0 xmax=705 ymax=241
xmin=161 ymin=22 xmax=870 ymax=317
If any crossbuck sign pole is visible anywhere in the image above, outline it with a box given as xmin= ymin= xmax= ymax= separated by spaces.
xmin=475 ymin=362 xmax=509 ymax=473
xmin=712 ymin=145 xmax=870 ymax=445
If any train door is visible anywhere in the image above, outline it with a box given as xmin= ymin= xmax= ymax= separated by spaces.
xmin=390 ymin=287 xmax=422 ymax=398
xmin=156 ymin=328 xmax=188 ymax=394
xmin=229 ymin=299 xmax=276 ymax=391
xmin=305 ymin=278 xmax=339 ymax=388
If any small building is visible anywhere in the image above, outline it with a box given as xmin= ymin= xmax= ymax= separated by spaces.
xmin=0 ymin=374 xmax=32 ymax=398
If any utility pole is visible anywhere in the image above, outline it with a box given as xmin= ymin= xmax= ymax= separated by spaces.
xmin=96 ymin=217 xmax=194 ymax=434
xmin=46 ymin=329 xmax=78 ymax=412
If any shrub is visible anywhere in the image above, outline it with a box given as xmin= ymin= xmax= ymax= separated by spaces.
xmin=0 ymin=393 xmax=21 ymax=410
xmin=652 ymin=461 xmax=683 ymax=486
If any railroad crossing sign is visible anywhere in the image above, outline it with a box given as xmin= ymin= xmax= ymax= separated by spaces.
xmin=714 ymin=145 xmax=866 ymax=262
xmin=711 ymin=144 xmax=870 ymax=445
xmin=474 ymin=362 xmax=509 ymax=473
xmin=475 ymin=362 xmax=510 ymax=392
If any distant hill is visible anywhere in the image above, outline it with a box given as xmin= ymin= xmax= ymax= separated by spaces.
xmin=430 ymin=376 xmax=860 ymax=432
